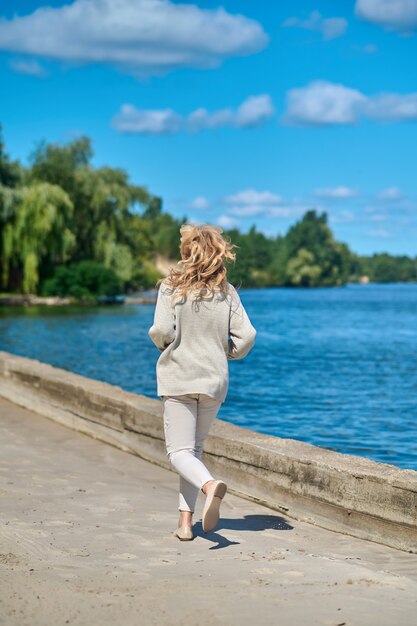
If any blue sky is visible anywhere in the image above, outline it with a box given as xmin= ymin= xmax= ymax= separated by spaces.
xmin=1 ymin=0 xmax=417 ymax=255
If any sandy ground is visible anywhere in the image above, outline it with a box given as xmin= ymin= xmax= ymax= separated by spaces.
xmin=1 ymin=396 xmax=416 ymax=626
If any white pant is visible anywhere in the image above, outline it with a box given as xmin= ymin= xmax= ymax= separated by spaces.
xmin=162 ymin=393 xmax=222 ymax=512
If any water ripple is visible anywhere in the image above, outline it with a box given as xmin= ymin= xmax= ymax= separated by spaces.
xmin=1 ymin=283 xmax=416 ymax=469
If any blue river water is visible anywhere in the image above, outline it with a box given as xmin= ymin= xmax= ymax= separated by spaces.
xmin=1 ymin=283 xmax=416 ymax=470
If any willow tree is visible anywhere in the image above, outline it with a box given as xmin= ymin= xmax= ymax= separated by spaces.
xmin=0 ymin=185 xmax=19 ymax=289
xmin=29 ymin=137 xmax=159 ymax=264
xmin=1 ymin=182 xmax=75 ymax=293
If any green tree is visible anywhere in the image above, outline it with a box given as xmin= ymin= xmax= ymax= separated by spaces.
xmin=223 ymin=228 xmax=254 ymax=287
xmin=0 ymin=124 xmax=23 ymax=188
xmin=286 ymin=248 xmax=322 ymax=286
xmin=283 ymin=210 xmax=351 ymax=286
xmin=149 ymin=212 xmax=185 ymax=260
xmin=28 ymin=135 xmax=163 ymax=287
xmin=43 ymin=261 xmax=122 ymax=299
xmin=367 ymin=253 xmax=417 ymax=282
xmin=267 ymin=235 xmax=289 ymax=285
xmin=2 ymin=126 xmax=416 ymax=294
xmin=1 ymin=182 xmax=74 ymax=293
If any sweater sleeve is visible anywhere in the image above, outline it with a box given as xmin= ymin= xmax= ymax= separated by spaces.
xmin=227 ymin=286 xmax=256 ymax=360
xmin=148 ymin=283 xmax=176 ymax=352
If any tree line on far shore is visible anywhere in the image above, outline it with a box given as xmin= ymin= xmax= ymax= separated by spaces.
xmin=0 ymin=128 xmax=416 ymax=299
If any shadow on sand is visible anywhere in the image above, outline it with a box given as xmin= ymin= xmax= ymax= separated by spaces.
xmin=193 ymin=514 xmax=294 ymax=550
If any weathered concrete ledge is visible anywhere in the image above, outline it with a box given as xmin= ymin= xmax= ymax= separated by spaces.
xmin=0 ymin=350 xmax=416 ymax=553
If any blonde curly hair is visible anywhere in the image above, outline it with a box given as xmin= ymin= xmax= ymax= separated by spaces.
xmin=161 ymin=223 xmax=236 ymax=300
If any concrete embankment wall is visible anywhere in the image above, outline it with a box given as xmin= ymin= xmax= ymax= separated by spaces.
xmin=0 ymin=350 xmax=416 ymax=553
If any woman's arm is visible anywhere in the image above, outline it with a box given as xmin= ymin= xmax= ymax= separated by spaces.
xmin=227 ymin=286 xmax=256 ymax=360
xmin=148 ymin=283 xmax=176 ymax=352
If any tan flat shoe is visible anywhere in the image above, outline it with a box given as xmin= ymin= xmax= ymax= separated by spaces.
xmin=202 ymin=480 xmax=227 ymax=532
xmin=174 ymin=526 xmax=194 ymax=541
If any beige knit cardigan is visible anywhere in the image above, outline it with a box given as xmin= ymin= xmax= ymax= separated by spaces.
xmin=148 ymin=281 xmax=256 ymax=402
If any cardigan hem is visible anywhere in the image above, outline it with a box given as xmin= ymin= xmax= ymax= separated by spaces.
xmin=157 ymin=385 xmax=227 ymax=404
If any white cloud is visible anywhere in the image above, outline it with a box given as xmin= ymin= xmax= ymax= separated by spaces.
xmin=9 ymin=57 xmax=48 ymax=76
xmin=111 ymin=105 xmax=182 ymax=135
xmin=112 ymin=95 xmax=274 ymax=134
xmin=225 ymin=188 xmax=284 ymax=205
xmin=355 ymin=0 xmax=417 ymax=34
xmin=0 ymin=0 xmax=268 ymax=78
xmin=190 ymin=196 xmax=210 ymax=210
xmin=228 ymin=205 xmax=271 ymax=217
xmin=235 ymin=95 xmax=275 ymax=128
xmin=377 ymin=187 xmax=404 ymax=200
xmin=217 ymin=215 xmax=240 ymax=229
xmin=363 ymin=93 xmax=417 ymax=122
xmin=223 ymin=188 xmax=286 ymax=218
xmin=188 ymin=107 xmax=233 ymax=132
xmin=283 ymin=80 xmax=366 ymax=126
xmin=282 ymin=80 xmax=417 ymax=126
xmin=267 ymin=205 xmax=309 ymax=218
xmin=224 ymin=192 xmax=313 ymax=220
xmin=283 ymin=10 xmax=348 ymax=40
xmin=228 ymin=203 xmax=304 ymax=218
xmin=191 ymin=190 xmax=342 ymax=225
xmin=188 ymin=94 xmax=274 ymax=132
xmin=187 ymin=189 xmax=308 ymax=223
xmin=315 ymin=186 xmax=358 ymax=198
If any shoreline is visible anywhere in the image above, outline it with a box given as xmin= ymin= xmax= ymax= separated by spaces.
xmin=1 ymin=281 xmax=417 ymax=307
xmin=0 ymin=294 xmax=156 ymax=306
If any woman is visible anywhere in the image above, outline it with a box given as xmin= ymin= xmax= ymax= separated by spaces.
xmin=148 ymin=223 xmax=256 ymax=540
